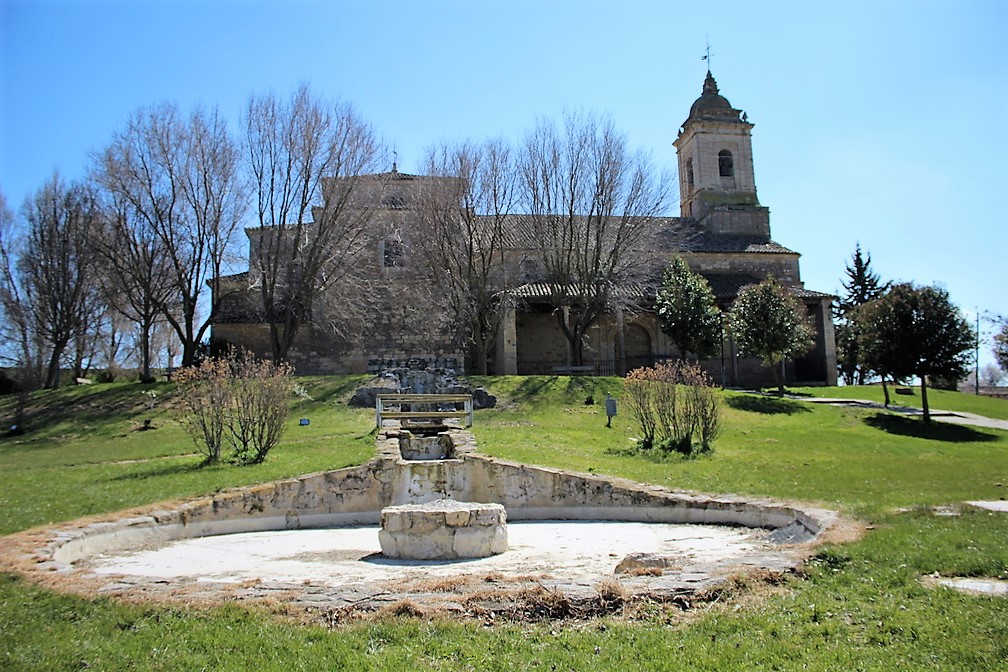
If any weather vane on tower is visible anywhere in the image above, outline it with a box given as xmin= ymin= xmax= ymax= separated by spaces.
xmin=701 ymin=36 xmax=715 ymax=72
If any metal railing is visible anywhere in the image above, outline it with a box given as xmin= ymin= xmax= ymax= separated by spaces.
xmin=515 ymin=356 xmax=805 ymax=388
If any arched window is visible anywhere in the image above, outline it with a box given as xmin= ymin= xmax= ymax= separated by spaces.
xmin=686 ymin=158 xmax=694 ymax=189
xmin=382 ymin=193 xmax=405 ymax=209
xmin=718 ymin=150 xmax=734 ymax=178
xmin=625 ymin=323 xmax=652 ymax=368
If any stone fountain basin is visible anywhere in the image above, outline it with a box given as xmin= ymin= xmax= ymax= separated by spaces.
xmin=2 ymin=430 xmax=842 ymax=614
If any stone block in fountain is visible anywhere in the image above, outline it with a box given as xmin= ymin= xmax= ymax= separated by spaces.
xmin=378 ymin=499 xmax=508 ymax=560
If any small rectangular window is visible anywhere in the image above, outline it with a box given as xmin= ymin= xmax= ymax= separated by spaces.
xmin=382 ymin=239 xmax=406 ymax=268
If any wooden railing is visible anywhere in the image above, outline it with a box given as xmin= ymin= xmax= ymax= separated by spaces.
xmin=375 ymin=393 xmax=474 ymax=429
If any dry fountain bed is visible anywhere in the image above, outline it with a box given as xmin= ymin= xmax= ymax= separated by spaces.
xmin=0 ymin=425 xmax=860 ymax=623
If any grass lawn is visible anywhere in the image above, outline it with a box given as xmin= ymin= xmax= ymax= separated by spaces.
xmin=790 ymin=383 xmax=1008 ymax=421
xmin=1 ymin=376 xmax=1006 ymax=670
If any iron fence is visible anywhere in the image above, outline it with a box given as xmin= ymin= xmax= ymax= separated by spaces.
xmin=516 ymin=355 xmax=803 ymax=388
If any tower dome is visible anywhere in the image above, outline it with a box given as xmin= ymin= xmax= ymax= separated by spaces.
xmin=685 ymin=71 xmax=744 ymax=125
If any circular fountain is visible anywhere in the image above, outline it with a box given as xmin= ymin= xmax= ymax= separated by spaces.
xmin=0 ymin=392 xmax=842 ymax=618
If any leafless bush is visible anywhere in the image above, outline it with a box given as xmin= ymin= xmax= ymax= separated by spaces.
xmin=225 ymin=350 xmax=294 ymax=464
xmin=624 ymin=361 xmax=720 ymax=455
xmin=175 ymin=350 xmax=293 ymax=465
xmin=174 ymin=358 xmax=230 ymax=464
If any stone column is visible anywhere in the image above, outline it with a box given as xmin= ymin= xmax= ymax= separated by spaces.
xmin=562 ymin=306 xmax=571 ymax=365
xmin=819 ymin=298 xmax=838 ymax=386
xmin=615 ymin=307 xmax=627 ymax=376
xmin=495 ymin=301 xmax=518 ymax=375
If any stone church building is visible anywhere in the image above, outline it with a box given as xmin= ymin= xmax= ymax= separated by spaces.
xmin=212 ymin=72 xmax=837 ymax=386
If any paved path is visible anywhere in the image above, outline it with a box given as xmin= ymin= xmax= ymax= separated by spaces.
xmin=794 ymin=396 xmax=1008 ymax=431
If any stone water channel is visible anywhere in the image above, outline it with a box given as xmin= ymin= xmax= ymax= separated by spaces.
xmin=1 ymin=404 xmax=842 ymax=617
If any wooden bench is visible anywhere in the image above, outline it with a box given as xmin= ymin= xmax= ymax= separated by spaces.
xmin=376 ymin=393 xmax=474 ymax=429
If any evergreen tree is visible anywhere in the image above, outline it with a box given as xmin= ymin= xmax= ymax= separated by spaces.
xmin=858 ymin=283 xmax=974 ymax=423
xmin=834 ymin=243 xmax=889 ymax=385
xmin=729 ymin=277 xmax=814 ymax=394
xmin=655 ymin=257 xmax=722 ymax=361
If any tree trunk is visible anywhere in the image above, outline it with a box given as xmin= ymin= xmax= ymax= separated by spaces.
xmin=771 ymin=360 xmax=785 ymax=395
xmin=178 ymin=328 xmax=198 ymax=367
xmin=268 ymin=320 xmax=285 ymax=365
xmin=44 ymin=348 xmax=63 ymax=389
xmin=139 ymin=322 xmax=154 ymax=383
xmin=571 ymin=331 xmax=585 ymax=367
xmin=881 ymin=377 xmax=891 ymax=407
xmin=14 ymin=388 xmax=29 ymax=433
xmin=557 ymin=308 xmax=574 ymax=367
xmin=920 ymin=376 xmax=931 ymax=424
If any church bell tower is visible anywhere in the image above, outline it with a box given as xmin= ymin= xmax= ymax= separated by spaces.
xmin=674 ymin=72 xmax=766 ymax=236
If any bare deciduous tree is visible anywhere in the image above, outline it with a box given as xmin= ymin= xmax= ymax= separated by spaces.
xmin=416 ymin=138 xmax=518 ymax=374
xmin=90 ymin=187 xmax=178 ymax=382
xmin=18 ymin=175 xmax=103 ymax=388
xmin=518 ymin=111 xmax=672 ymax=365
xmin=243 ymin=84 xmax=383 ymax=363
xmin=0 ymin=190 xmax=45 ymax=429
xmin=96 ymin=103 xmax=244 ymax=368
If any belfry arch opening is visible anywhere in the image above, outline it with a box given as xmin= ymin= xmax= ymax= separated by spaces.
xmin=718 ymin=150 xmax=734 ymax=178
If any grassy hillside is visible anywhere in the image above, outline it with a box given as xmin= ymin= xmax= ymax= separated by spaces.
xmin=1 ymin=377 xmax=1006 ymax=671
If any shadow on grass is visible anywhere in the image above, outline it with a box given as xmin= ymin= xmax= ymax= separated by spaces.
xmin=726 ymin=395 xmax=811 ymax=415
xmin=109 ymin=458 xmax=210 ymax=481
xmin=604 ymin=444 xmax=639 ymax=458
xmin=564 ymin=376 xmax=597 ymax=396
xmin=512 ymin=376 xmax=559 ymax=402
xmin=864 ymin=413 xmax=998 ymax=443
xmin=302 ymin=375 xmax=372 ymax=404
xmin=761 ymin=388 xmax=814 ymax=398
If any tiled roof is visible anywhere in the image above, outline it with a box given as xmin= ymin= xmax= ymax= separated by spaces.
xmin=496 ymin=215 xmax=796 ymax=255
xmin=682 ymin=232 xmax=797 ymax=255
xmin=217 ymin=271 xmax=249 ymax=283
xmin=703 ymin=273 xmax=833 ymax=301
xmin=785 ymin=286 xmax=834 ymax=300
xmin=507 ymin=282 xmax=652 ymax=302
xmin=508 ymin=276 xmax=832 ymax=305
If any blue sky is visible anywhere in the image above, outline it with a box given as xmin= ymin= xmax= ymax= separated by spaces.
xmin=2 ymin=0 xmax=1006 ymax=362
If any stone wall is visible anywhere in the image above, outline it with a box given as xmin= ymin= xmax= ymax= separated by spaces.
xmin=687 ymin=251 xmax=801 ymax=286
xmin=697 ymin=205 xmax=770 ymax=237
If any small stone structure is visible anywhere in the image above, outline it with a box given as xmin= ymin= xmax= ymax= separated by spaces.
xmin=398 ymin=429 xmax=455 ymax=460
xmin=379 ymin=499 xmax=508 ymax=560
xmin=349 ymin=364 xmax=496 ymax=410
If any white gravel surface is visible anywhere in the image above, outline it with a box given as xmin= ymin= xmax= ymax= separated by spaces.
xmin=89 ymin=521 xmax=764 ymax=586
